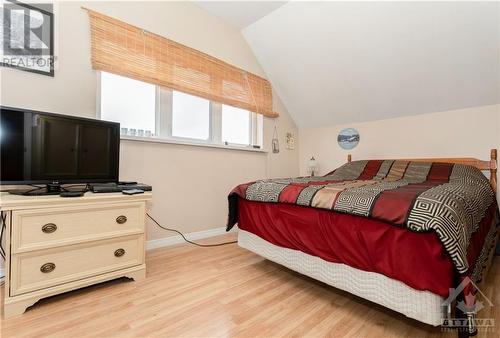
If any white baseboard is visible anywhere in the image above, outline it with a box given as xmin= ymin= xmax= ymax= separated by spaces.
xmin=146 ymin=225 xmax=238 ymax=251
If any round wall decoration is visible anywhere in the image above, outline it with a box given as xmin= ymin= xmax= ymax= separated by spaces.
xmin=337 ymin=128 xmax=360 ymax=150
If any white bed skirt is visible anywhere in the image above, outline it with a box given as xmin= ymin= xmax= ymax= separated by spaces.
xmin=238 ymin=230 xmax=445 ymax=326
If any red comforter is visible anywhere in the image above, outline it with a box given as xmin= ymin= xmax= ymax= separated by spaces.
xmin=237 ymin=198 xmax=497 ymax=298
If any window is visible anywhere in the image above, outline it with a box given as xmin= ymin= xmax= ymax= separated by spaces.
xmin=98 ymin=71 xmax=263 ymax=149
xmin=222 ymin=105 xmax=250 ymax=145
xmin=100 ymin=72 xmax=156 ymax=133
xmin=172 ymin=91 xmax=210 ymax=140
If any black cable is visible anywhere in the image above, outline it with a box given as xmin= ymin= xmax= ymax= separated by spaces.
xmin=1 ymin=213 xmax=6 ymax=257
xmin=0 ymin=212 xmax=6 ymax=259
xmin=21 ymin=186 xmax=46 ymax=195
xmin=28 ymin=184 xmax=45 ymax=188
xmin=60 ymin=183 xmax=90 ymax=193
xmin=0 ymin=213 xmax=5 ymax=282
xmin=147 ymin=213 xmax=237 ymax=247
xmin=62 ymin=184 xmax=88 ymax=189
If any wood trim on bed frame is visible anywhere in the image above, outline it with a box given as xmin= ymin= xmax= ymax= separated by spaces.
xmin=347 ymin=149 xmax=498 ymax=193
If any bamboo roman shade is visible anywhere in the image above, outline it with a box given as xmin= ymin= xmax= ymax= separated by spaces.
xmin=85 ymin=9 xmax=277 ymax=118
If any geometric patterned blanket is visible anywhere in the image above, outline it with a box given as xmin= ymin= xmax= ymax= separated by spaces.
xmin=227 ymin=160 xmax=499 ymax=276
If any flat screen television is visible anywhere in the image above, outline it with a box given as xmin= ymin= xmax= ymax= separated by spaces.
xmin=0 ymin=106 xmax=120 ymax=194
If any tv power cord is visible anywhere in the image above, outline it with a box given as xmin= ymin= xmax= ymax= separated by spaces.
xmin=147 ymin=213 xmax=236 ymax=247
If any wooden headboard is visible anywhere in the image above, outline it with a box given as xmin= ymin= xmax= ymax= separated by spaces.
xmin=347 ymin=149 xmax=498 ymax=193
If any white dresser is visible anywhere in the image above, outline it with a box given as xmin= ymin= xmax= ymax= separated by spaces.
xmin=0 ymin=191 xmax=152 ymax=318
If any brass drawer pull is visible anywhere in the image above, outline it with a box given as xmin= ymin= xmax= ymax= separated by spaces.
xmin=116 ymin=215 xmax=127 ymax=224
xmin=114 ymin=248 xmax=125 ymax=257
xmin=40 ymin=263 xmax=56 ymax=273
xmin=42 ymin=223 xmax=57 ymax=233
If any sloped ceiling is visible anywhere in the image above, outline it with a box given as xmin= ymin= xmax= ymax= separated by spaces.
xmin=241 ymin=2 xmax=499 ymax=128
xmin=193 ymin=1 xmax=286 ymax=29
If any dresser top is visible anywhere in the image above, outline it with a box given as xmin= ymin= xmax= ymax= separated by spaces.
xmin=0 ymin=192 xmax=152 ymax=211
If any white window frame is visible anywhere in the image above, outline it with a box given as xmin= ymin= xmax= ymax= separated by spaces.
xmin=97 ymin=71 xmax=265 ymax=152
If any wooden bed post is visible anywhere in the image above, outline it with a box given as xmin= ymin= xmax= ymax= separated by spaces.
xmin=491 ymin=149 xmax=497 ymax=194
xmin=347 ymin=154 xmax=352 ymax=163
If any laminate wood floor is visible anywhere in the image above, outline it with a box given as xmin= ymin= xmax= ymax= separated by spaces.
xmin=2 ymin=233 xmax=499 ymax=338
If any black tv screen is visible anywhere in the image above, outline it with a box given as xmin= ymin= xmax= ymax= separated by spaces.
xmin=0 ymin=107 xmax=120 ymax=185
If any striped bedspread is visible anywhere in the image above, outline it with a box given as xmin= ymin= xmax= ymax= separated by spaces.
xmin=227 ymin=160 xmax=499 ymax=278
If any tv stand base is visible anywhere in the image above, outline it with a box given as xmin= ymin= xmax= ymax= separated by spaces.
xmin=8 ymin=183 xmax=63 ymax=196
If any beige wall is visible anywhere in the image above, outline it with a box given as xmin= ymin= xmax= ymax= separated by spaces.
xmin=0 ymin=1 xmax=299 ymax=241
xmin=299 ymin=104 xmax=500 ymax=200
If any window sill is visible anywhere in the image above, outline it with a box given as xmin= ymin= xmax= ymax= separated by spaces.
xmin=120 ymin=135 xmax=268 ymax=153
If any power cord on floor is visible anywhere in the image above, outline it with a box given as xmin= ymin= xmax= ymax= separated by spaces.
xmin=0 ymin=211 xmax=237 ymax=286
xmin=147 ymin=213 xmax=237 ymax=247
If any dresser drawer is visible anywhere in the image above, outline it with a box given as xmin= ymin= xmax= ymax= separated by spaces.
xmin=11 ymin=202 xmax=145 ymax=253
xmin=10 ymin=234 xmax=144 ymax=296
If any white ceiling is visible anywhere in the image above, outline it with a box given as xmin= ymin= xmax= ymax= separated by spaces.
xmin=241 ymin=2 xmax=500 ymax=128
xmin=193 ymin=1 xmax=286 ymax=29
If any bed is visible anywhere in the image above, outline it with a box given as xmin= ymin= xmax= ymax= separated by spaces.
xmin=227 ymin=149 xmax=499 ymax=336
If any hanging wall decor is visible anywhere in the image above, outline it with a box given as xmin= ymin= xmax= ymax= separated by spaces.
xmin=337 ymin=128 xmax=360 ymax=150
xmin=286 ymin=132 xmax=295 ymax=150
xmin=272 ymin=126 xmax=280 ymax=153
